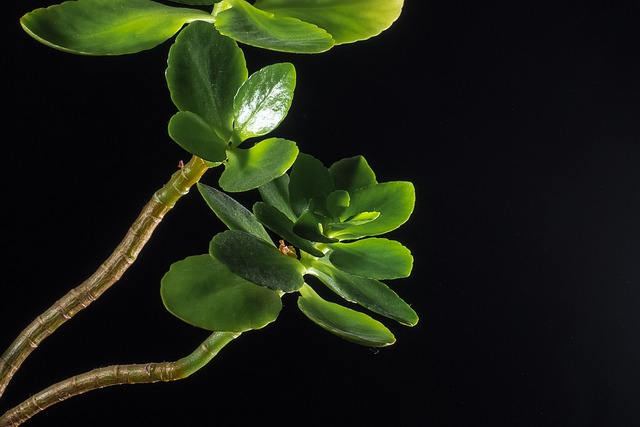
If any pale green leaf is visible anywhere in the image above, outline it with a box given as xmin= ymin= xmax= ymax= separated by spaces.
xmin=213 ymin=0 xmax=335 ymax=53
xmin=20 ymin=0 xmax=211 ymax=55
xmin=254 ymin=0 xmax=404 ymax=45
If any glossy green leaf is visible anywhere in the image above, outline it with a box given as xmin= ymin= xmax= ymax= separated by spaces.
xmin=254 ymin=0 xmax=404 ymax=45
xmin=289 ymin=153 xmax=334 ymax=217
xmin=233 ymin=63 xmax=297 ymax=143
xmin=161 ymin=254 xmax=282 ymax=332
xmin=253 ymin=202 xmax=325 ymax=257
xmin=166 ymin=20 xmax=247 ymax=142
xmin=210 ymin=230 xmax=305 ymax=292
xmin=258 ymin=175 xmax=297 ymax=222
xmin=333 ymin=181 xmax=416 ymax=240
xmin=197 ymin=183 xmax=272 ymax=243
xmin=20 ymin=0 xmax=211 ymax=55
xmin=168 ymin=111 xmax=228 ymax=162
xmin=306 ymin=257 xmax=418 ymax=326
xmin=219 ymin=138 xmax=298 ymax=192
xmin=297 ymin=285 xmax=395 ymax=347
xmin=329 ymin=156 xmax=377 ymax=192
xmin=213 ymin=0 xmax=335 ymax=53
xmin=328 ymin=238 xmax=413 ymax=280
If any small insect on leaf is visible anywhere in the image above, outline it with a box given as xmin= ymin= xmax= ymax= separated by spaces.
xmin=278 ymin=239 xmax=297 ymax=259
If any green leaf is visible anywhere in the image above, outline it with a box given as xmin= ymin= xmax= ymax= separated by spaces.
xmin=325 ymin=190 xmax=350 ymax=219
xmin=328 ymin=238 xmax=413 ymax=280
xmin=168 ymin=111 xmax=228 ymax=162
xmin=166 ymin=21 xmax=247 ymax=142
xmin=197 ymin=183 xmax=272 ymax=243
xmin=288 ymin=153 xmax=334 ymax=217
xmin=169 ymin=0 xmax=216 ymax=5
xmin=233 ymin=63 xmax=297 ymax=143
xmin=293 ymin=209 xmax=336 ymax=243
xmin=20 ymin=0 xmax=211 ymax=55
xmin=253 ymin=202 xmax=325 ymax=257
xmin=219 ymin=138 xmax=298 ymax=192
xmin=297 ymin=284 xmax=395 ymax=347
xmin=329 ymin=156 xmax=377 ymax=193
xmin=258 ymin=175 xmax=297 ymax=222
xmin=306 ymin=257 xmax=418 ymax=326
xmin=210 ymin=230 xmax=305 ymax=292
xmin=334 ymin=181 xmax=416 ymax=240
xmin=213 ymin=0 xmax=335 ymax=53
xmin=254 ymin=0 xmax=404 ymax=45
xmin=161 ymin=254 xmax=282 ymax=332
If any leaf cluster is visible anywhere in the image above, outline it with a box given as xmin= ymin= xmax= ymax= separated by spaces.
xmin=19 ymin=0 xmax=418 ymax=348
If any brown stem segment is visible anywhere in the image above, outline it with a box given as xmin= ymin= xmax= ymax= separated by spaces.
xmin=0 ymin=331 xmax=239 ymax=426
xmin=0 ymin=156 xmax=210 ymax=399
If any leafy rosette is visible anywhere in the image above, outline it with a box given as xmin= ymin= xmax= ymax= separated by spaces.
xmin=253 ymin=153 xmax=418 ymax=345
xmin=166 ymin=21 xmax=299 ymax=192
xmin=20 ymin=0 xmax=403 ymax=55
xmin=161 ymin=152 xmax=417 ymax=347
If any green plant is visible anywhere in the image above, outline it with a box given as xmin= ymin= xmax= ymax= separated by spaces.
xmin=1 ymin=1 xmax=417 ymax=424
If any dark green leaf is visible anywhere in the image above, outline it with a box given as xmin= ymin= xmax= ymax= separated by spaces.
xmin=166 ymin=20 xmax=247 ymax=142
xmin=219 ymin=138 xmax=298 ymax=192
xmin=233 ymin=63 xmax=297 ymax=143
xmin=20 ymin=0 xmax=211 ymax=55
xmin=168 ymin=111 xmax=228 ymax=162
xmin=289 ymin=153 xmax=334 ymax=217
xmin=210 ymin=230 xmax=305 ymax=292
xmin=161 ymin=254 xmax=282 ymax=332
xmin=306 ymin=257 xmax=418 ymax=326
xmin=213 ymin=0 xmax=335 ymax=53
xmin=328 ymin=238 xmax=413 ymax=279
xmin=197 ymin=183 xmax=272 ymax=243
xmin=293 ymin=210 xmax=336 ymax=243
xmin=253 ymin=202 xmax=325 ymax=257
xmin=297 ymin=285 xmax=395 ymax=347
xmin=258 ymin=175 xmax=297 ymax=222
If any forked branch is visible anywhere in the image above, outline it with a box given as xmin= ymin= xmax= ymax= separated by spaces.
xmin=0 ymin=156 xmax=210 ymax=398
xmin=0 ymin=331 xmax=239 ymax=426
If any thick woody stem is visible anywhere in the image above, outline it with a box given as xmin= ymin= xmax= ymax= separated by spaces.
xmin=0 ymin=331 xmax=240 ymax=426
xmin=0 ymin=156 xmax=210 ymax=399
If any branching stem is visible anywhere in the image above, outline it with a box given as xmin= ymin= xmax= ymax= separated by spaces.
xmin=0 ymin=155 xmax=210 ymax=398
xmin=0 ymin=331 xmax=239 ymax=426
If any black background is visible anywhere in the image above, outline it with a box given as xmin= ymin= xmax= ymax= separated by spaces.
xmin=3 ymin=1 xmax=640 ymax=426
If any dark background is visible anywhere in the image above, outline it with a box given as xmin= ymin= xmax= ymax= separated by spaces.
xmin=3 ymin=1 xmax=640 ymax=425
